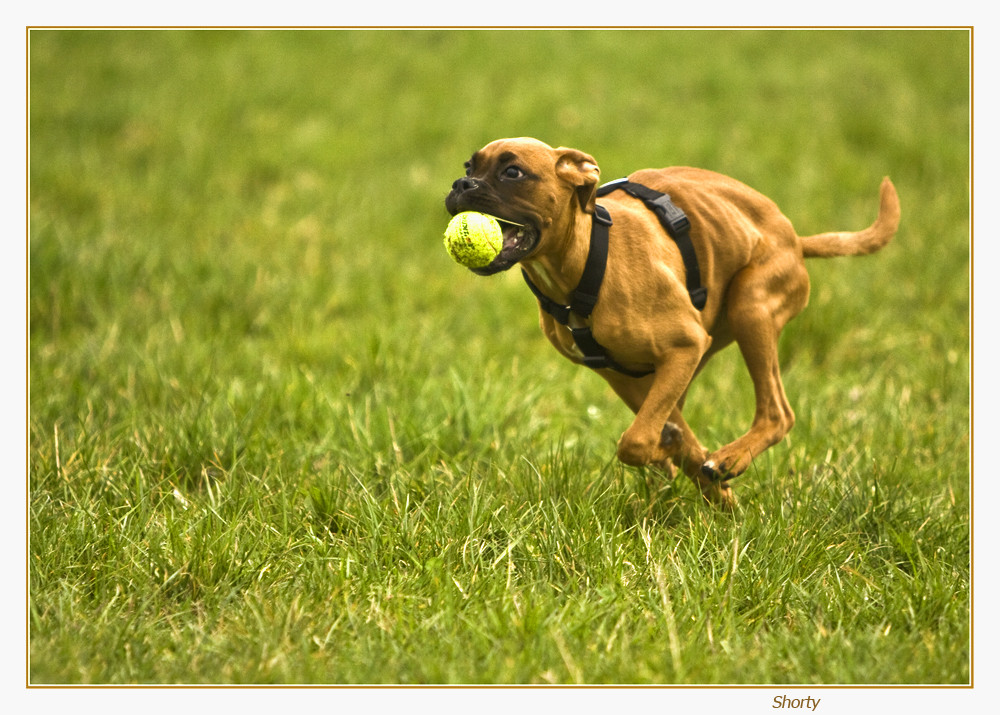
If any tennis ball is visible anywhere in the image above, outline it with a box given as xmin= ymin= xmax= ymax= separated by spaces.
xmin=443 ymin=212 xmax=503 ymax=268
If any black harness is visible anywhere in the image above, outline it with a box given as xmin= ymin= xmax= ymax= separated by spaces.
xmin=521 ymin=179 xmax=706 ymax=378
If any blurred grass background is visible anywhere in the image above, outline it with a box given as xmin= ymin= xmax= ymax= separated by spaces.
xmin=28 ymin=29 xmax=969 ymax=685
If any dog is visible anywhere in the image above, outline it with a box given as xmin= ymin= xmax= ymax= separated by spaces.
xmin=444 ymin=137 xmax=900 ymax=507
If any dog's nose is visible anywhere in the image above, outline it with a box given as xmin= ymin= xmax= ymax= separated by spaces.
xmin=452 ymin=177 xmax=480 ymax=193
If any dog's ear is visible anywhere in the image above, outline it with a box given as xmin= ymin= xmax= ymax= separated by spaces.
xmin=555 ymin=148 xmax=600 ymax=214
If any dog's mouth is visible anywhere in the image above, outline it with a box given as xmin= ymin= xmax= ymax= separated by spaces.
xmin=444 ymin=183 xmax=540 ymax=275
xmin=468 ymin=216 xmax=539 ymax=276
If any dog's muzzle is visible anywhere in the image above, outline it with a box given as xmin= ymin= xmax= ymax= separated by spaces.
xmin=444 ymin=178 xmax=540 ymax=274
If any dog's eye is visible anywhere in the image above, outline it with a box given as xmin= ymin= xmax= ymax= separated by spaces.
xmin=502 ymin=166 xmax=525 ymax=180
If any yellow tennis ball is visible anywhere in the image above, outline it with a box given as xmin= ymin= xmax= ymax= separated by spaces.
xmin=443 ymin=212 xmax=503 ymax=268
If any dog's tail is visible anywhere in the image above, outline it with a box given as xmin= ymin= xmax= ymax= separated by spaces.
xmin=800 ymin=177 xmax=900 ymax=258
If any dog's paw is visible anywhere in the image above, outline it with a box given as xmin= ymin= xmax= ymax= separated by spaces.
xmin=701 ymin=450 xmax=752 ymax=482
xmin=701 ymin=459 xmax=728 ymax=482
xmin=701 ymin=481 xmax=738 ymax=511
xmin=693 ymin=462 xmax=738 ymax=509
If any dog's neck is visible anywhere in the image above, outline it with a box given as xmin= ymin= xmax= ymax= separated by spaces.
xmin=519 ymin=211 xmax=594 ymax=308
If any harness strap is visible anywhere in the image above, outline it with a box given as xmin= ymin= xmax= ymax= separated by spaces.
xmin=521 ymin=204 xmax=652 ymax=378
xmin=519 ymin=204 xmax=611 ymax=324
xmin=597 ymin=179 xmax=708 ymax=310
xmin=522 ymin=272 xmax=569 ymax=323
xmin=570 ymin=204 xmax=611 ymax=319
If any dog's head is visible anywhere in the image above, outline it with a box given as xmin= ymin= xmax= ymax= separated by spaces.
xmin=444 ymin=137 xmax=600 ymax=275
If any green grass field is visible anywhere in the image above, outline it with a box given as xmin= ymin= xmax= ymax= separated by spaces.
xmin=28 ymin=29 xmax=970 ymax=685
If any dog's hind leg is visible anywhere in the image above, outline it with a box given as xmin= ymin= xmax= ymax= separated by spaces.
xmin=703 ymin=254 xmax=810 ymax=480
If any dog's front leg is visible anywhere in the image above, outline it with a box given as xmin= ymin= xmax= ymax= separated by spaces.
xmin=613 ymin=334 xmax=707 ymax=468
xmin=603 ymin=374 xmax=703 ymax=470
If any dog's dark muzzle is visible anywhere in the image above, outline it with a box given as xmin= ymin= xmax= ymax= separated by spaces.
xmin=445 ymin=177 xmax=485 ymax=215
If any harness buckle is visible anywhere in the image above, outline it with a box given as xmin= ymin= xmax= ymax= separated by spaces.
xmin=649 ymin=194 xmax=691 ymax=236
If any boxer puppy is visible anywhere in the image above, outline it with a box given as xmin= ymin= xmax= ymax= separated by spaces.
xmin=445 ymin=137 xmax=899 ymax=507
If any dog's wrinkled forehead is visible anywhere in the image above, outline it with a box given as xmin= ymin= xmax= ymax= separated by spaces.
xmin=465 ymin=137 xmax=556 ymax=175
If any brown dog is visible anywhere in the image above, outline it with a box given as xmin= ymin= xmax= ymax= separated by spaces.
xmin=444 ymin=137 xmax=900 ymax=506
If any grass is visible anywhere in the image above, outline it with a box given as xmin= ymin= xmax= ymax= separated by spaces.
xmin=28 ymin=28 xmax=970 ymax=685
